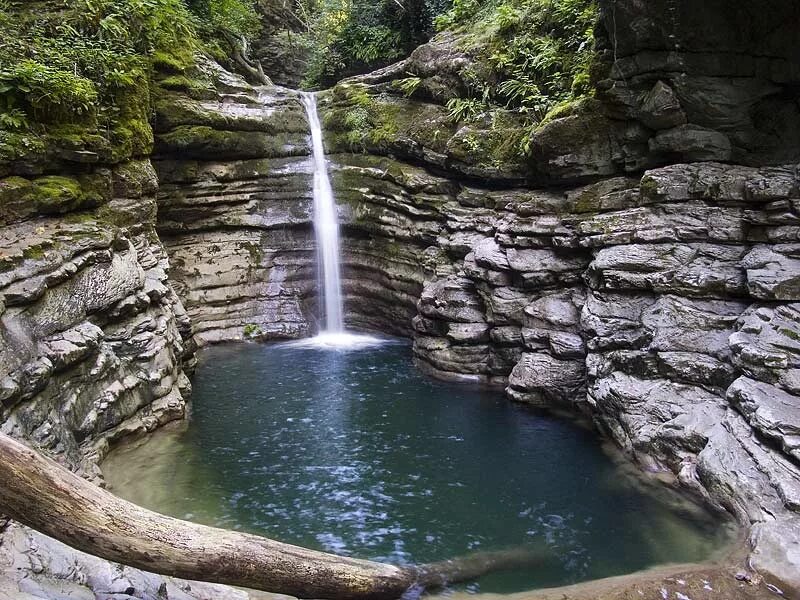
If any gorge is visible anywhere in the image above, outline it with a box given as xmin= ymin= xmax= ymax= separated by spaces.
xmin=1 ymin=0 xmax=800 ymax=598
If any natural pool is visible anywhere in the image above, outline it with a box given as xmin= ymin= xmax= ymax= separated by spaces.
xmin=104 ymin=341 xmax=733 ymax=593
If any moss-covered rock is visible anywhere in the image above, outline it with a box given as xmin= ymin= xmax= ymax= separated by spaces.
xmin=0 ymin=173 xmax=112 ymax=226
xmin=154 ymin=125 xmax=306 ymax=160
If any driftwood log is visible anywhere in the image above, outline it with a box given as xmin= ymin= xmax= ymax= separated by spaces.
xmin=0 ymin=433 xmax=543 ymax=599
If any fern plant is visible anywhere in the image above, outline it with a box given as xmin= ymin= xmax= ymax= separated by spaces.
xmin=445 ymin=97 xmax=487 ymax=124
xmin=394 ymin=76 xmax=422 ymax=98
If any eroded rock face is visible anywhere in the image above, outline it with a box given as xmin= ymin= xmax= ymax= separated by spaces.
xmin=0 ymin=160 xmax=194 ymax=477
xmin=159 ymin=90 xmax=800 ymax=586
xmin=1 ymin=1 xmax=799 ymax=597
xmin=281 ymin=131 xmax=800 ymax=598
xmin=0 ymin=158 xmax=208 ymax=596
xmin=152 ymin=81 xmax=318 ymax=344
xmin=400 ymin=163 xmax=800 ymax=586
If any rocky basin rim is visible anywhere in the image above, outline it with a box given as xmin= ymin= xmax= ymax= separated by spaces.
xmin=1 ymin=0 xmax=799 ymax=597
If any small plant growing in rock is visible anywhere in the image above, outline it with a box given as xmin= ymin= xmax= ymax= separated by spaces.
xmin=394 ymin=76 xmax=422 ymax=98
xmin=243 ymin=324 xmax=262 ymax=338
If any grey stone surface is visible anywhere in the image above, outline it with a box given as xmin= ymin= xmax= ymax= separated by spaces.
xmin=4 ymin=11 xmax=800 ymax=594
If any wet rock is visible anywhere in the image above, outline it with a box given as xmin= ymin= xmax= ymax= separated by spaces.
xmin=649 ymin=125 xmax=733 ymax=162
xmin=507 ymin=352 xmax=585 ymax=406
xmin=742 ymin=245 xmax=800 ymax=300
xmin=418 ymin=278 xmax=485 ymax=323
xmin=730 ymin=304 xmax=800 ymax=394
xmin=640 ymin=81 xmax=687 ymax=131
xmin=728 ymin=377 xmax=800 ymax=462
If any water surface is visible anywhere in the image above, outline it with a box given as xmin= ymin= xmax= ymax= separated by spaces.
xmin=104 ymin=342 xmax=732 ymax=593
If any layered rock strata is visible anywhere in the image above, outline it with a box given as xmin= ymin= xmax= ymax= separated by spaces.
xmin=0 ymin=160 xmax=194 ymax=478
xmin=0 ymin=156 xmax=207 ymax=595
xmin=1 ymin=0 xmax=799 ymax=597
xmin=157 ymin=106 xmax=800 ymax=586
xmin=152 ymin=78 xmax=315 ymax=344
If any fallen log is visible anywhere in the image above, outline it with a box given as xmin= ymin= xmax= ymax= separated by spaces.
xmin=0 ymin=433 xmax=544 ymax=599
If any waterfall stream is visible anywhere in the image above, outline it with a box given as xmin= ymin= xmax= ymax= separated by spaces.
xmin=301 ymin=92 xmax=344 ymax=333
xmin=299 ymin=92 xmax=382 ymax=348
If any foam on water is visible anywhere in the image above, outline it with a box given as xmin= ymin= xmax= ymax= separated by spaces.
xmin=285 ymin=331 xmax=392 ymax=350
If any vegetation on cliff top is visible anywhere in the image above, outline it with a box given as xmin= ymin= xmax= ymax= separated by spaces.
xmin=324 ymin=0 xmax=599 ymax=173
xmin=298 ymin=0 xmax=450 ymax=88
xmin=440 ymin=0 xmax=597 ymax=122
xmin=0 ymin=0 xmax=261 ymax=168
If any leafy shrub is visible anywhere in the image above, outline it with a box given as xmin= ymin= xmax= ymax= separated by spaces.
xmin=0 ymin=0 xmax=262 ymax=140
xmin=301 ymin=0 xmax=450 ymax=88
xmin=432 ymin=0 xmax=597 ymax=161
xmin=0 ymin=61 xmax=98 ymax=121
xmin=434 ymin=0 xmax=481 ymax=29
xmin=393 ymin=76 xmax=423 ymax=97
xmin=445 ymin=97 xmax=486 ymax=123
xmin=188 ymin=0 xmax=263 ymax=43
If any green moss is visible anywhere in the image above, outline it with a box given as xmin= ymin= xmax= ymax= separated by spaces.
xmin=35 ymin=175 xmax=83 ymax=200
xmin=571 ymin=189 xmax=600 ymax=213
xmin=0 ymin=173 xmax=109 ymax=217
xmin=157 ymin=75 xmax=214 ymax=95
xmin=243 ymin=323 xmax=262 ymax=338
xmin=151 ymin=48 xmax=196 ymax=75
xmin=156 ymin=125 xmax=289 ymax=159
xmin=63 ymin=212 xmax=98 ymax=224
xmin=22 ymin=245 xmax=46 ymax=260
xmin=538 ymin=97 xmax=590 ymax=128
xmin=0 ymin=130 xmax=47 ymax=163
xmin=640 ymin=176 xmax=660 ymax=199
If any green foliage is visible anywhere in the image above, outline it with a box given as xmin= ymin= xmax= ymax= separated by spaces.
xmin=70 ymin=0 xmax=198 ymax=55
xmin=433 ymin=0 xmax=481 ymax=30
xmin=0 ymin=60 xmax=99 ymax=121
xmin=301 ymin=0 xmax=450 ymax=88
xmin=0 ymin=107 xmax=27 ymax=130
xmin=326 ymin=84 xmax=402 ymax=149
xmin=445 ymin=97 xmax=486 ymax=123
xmin=393 ymin=76 xmax=423 ymax=97
xmin=243 ymin=323 xmax=262 ymax=338
xmin=187 ymin=0 xmax=263 ymax=43
xmin=0 ymin=0 xmax=202 ymax=143
xmin=0 ymin=0 xmax=262 ymax=158
xmin=433 ymin=0 xmax=597 ymax=158
xmin=481 ymin=0 xmax=597 ymax=119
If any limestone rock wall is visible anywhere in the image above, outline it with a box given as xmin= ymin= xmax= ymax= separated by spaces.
xmin=0 ymin=160 xmax=194 ymax=477
xmin=324 ymin=153 xmax=800 ymax=590
xmin=152 ymin=77 xmax=317 ymax=344
xmin=0 ymin=157 xmax=214 ymax=597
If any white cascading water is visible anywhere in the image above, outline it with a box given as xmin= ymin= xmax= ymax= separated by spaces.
xmin=299 ymin=92 xmax=382 ymax=349
xmin=301 ymin=92 xmax=344 ymax=333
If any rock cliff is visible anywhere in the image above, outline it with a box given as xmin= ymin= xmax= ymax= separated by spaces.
xmin=152 ymin=3 xmax=800 ymax=592
xmin=1 ymin=0 xmax=799 ymax=597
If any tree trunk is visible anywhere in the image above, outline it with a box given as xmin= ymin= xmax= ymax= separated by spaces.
xmin=0 ymin=433 xmax=544 ymax=599
xmin=221 ymin=30 xmax=272 ymax=85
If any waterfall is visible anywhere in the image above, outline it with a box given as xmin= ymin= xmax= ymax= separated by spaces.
xmin=301 ymin=92 xmax=344 ymax=334
xmin=299 ymin=92 xmax=386 ymax=349
xmin=298 ymin=92 xmax=382 ymax=349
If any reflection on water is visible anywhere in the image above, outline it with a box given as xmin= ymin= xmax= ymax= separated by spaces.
xmin=104 ymin=342 xmax=734 ymax=593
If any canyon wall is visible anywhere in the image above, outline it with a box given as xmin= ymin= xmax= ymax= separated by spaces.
xmin=149 ymin=1 xmax=800 ymax=591
xmin=0 ymin=60 xmax=267 ymax=600
xmin=1 ymin=0 xmax=799 ymax=596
